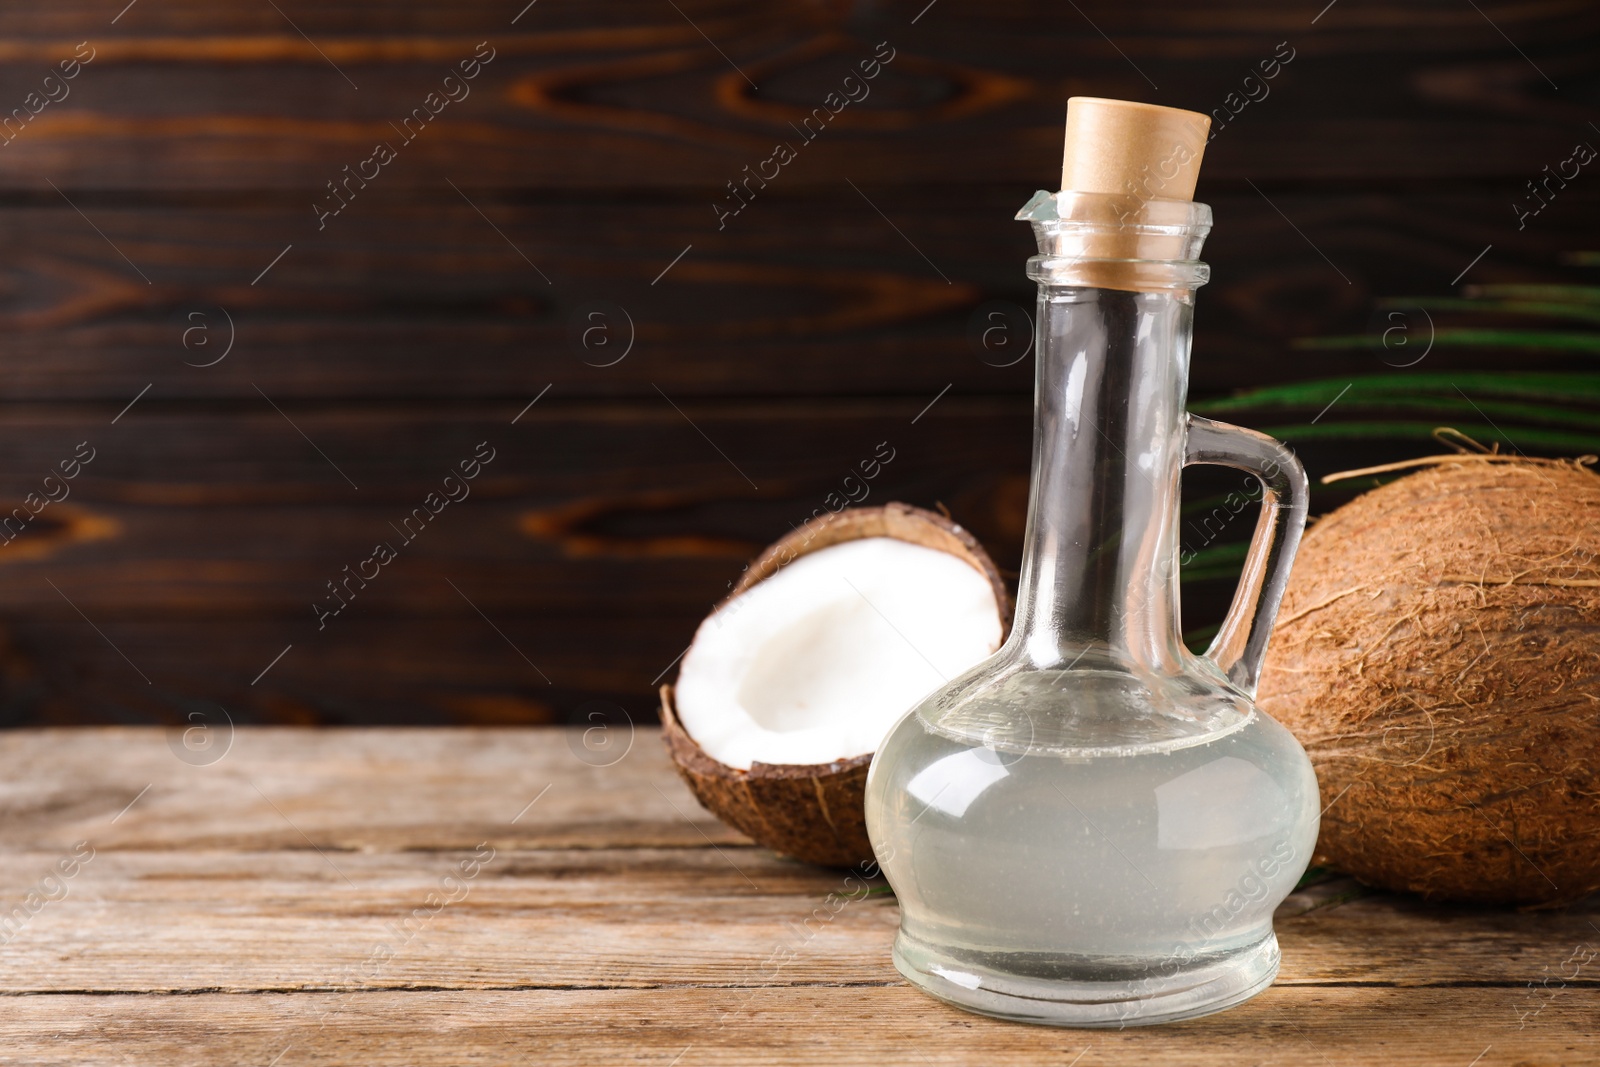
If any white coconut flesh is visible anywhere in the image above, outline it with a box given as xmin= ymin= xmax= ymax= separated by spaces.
xmin=674 ymin=536 xmax=1004 ymax=770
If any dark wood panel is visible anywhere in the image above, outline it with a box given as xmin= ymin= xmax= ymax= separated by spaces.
xmin=0 ymin=1 xmax=1590 ymax=188
xmin=0 ymin=0 xmax=1593 ymax=726
xmin=0 ymin=618 xmax=671 ymax=727
xmin=0 ymin=189 xmax=1594 ymax=403
xmin=0 ymin=399 xmax=1024 ymax=497
xmin=0 ymin=401 xmax=1430 ymax=726
xmin=0 ymin=401 xmax=1031 ymax=601
xmin=0 ymin=402 xmax=1029 ymax=725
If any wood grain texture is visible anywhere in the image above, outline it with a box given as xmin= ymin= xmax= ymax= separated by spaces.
xmin=1 ymin=989 xmax=1594 ymax=1067
xmin=0 ymin=1 xmax=1591 ymax=188
xmin=0 ymin=728 xmax=742 ymax=852
xmin=0 ymin=189 xmax=1592 ymax=402
xmin=0 ymin=0 xmax=1594 ymax=724
xmin=0 ymin=396 xmax=1016 ymax=723
xmin=0 ymin=729 xmax=1593 ymax=1065
xmin=0 ymin=403 xmax=1418 ymax=725
xmin=1 ymin=847 xmax=1597 ymax=992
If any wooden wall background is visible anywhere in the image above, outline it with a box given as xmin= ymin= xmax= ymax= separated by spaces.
xmin=0 ymin=0 xmax=1594 ymax=726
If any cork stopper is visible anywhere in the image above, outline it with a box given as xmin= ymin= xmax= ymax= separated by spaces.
xmin=1060 ymin=97 xmax=1209 ymax=203
xmin=1026 ymin=97 xmax=1213 ymax=292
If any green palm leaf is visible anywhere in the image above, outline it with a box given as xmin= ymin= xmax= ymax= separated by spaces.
xmin=1194 ymin=372 xmax=1600 ymax=412
xmin=1178 ymin=540 xmax=1251 ymax=582
xmin=1374 ymin=297 xmax=1600 ymax=325
xmin=1462 ymin=284 xmax=1600 ymax=304
xmin=1257 ymin=421 xmax=1600 ymax=451
xmin=1295 ymin=328 xmax=1600 ymax=353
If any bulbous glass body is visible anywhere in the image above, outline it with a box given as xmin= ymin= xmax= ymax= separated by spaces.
xmin=864 ymin=191 xmax=1319 ymax=1027
xmin=866 ymin=665 xmax=1318 ymax=1026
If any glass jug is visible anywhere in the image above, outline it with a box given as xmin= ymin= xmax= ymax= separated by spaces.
xmin=864 ymin=188 xmax=1319 ymax=1027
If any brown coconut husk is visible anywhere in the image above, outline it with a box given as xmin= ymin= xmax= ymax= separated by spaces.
xmin=658 ymin=502 xmax=1010 ymax=868
xmin=1258 ymin=450 xmax=1600 ymax=906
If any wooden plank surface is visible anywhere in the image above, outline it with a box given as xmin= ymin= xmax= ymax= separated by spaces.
xmin=0 ymin=1 xmax=1590 ymax=188
xmin=0 ymin=400 xmax=1437 ymax=725
xmin=0 ymin=396 xmax=1556 ymax=725
xmin=0 ymin=0 xmax=1595 ymax=725
xmin=0 ymin=729 xmax=1594 ymax=1065
xmin=0 ymin=989 xmax=1595 ymax=1067
xmin=0 ymin=403 xmax=1038 ymax=723
xmin=1 ymin=847 xmax=1597 ymax=992
xmin=0 ymin=189 xmax=1590 ymax=402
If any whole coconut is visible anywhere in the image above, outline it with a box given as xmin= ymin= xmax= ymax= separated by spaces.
xmin=1258 ymin=456 xmax=1600 ymax=905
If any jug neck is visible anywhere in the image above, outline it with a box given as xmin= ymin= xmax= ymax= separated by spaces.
xmin=1006 ymin=191 xmax=1211 ymax=673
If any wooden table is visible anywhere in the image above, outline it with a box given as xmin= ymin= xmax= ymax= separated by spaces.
xmin=1 ymin=728 xmax=1594 ymax=1065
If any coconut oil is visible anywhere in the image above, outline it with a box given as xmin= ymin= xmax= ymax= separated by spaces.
xmin=866 ymin=667 xmax=1319 ymax=1025
xmin=863 ymin=97 xmax=1319 ymax=1027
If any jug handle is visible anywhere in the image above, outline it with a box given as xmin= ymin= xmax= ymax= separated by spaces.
xmin=1182 ymin=414 xmax=1310 ymax=696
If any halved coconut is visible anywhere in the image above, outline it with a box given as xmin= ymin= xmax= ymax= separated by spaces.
xmin=659 ymin=502 xmax=1009 ymax=866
